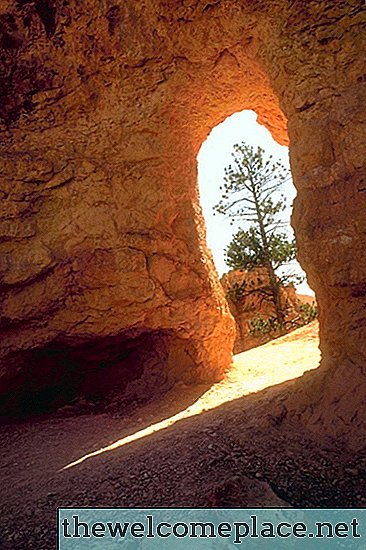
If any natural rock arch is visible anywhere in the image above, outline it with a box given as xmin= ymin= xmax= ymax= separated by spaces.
xmin=0 ymin=0 xmax=365 ymax=445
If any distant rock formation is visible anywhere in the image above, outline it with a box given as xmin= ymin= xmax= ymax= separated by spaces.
xmin=221 ymin=269 xmax=314 ymax=354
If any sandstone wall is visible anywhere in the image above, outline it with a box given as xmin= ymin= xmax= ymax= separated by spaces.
xmin=0 ymin=0 xmax=365 ymax=442
xmin=0 ymin=0 xmax=240 ymax=414
xmin=261 ymin=1 xmax=366 ymax=447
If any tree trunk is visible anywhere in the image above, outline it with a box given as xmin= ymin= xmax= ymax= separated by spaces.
xmin=265 ymin=263 xmax=284 ymax=325
xmin=251 ymin=183 xmax=285 ymax=326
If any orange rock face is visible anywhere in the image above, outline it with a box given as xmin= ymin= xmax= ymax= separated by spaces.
xmin=221 ymin=269 xmax=303 ymax=354
xmin=0 ymin=0 xmax=365 ymax=444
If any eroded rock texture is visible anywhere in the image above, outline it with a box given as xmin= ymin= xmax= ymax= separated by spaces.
xmin=0 ymin=0 xmax=365 ymax=443
xmin=221 ymin=269 xmax=304 ymax=354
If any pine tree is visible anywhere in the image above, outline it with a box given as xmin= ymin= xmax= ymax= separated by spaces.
xmin=214 ymin=143 xmax=299 ymax=325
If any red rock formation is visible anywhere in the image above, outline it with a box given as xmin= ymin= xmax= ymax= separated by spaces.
xmin=0 ymin=0 xmax=365 ymax=446
xmin=221 ymin=269 xmax=303 ymax=354
xmin=296 ymin=294 xmax=315 ymax=306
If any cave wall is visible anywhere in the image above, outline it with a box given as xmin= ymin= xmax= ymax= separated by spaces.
xmin=0 ymin=0 xmax=240 ymax=412
xmin=261 ymin=0 xmax=366 ymax=446
xmin=0 ymin=0 xmax=365 ymax=440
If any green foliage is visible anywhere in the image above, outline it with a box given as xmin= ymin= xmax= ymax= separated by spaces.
xmin=225 ymin=227 xmax=296 ymax=272
xmin=299 ymin=302 xmax=318 ymax=325
xmin=249 ymin=302 xmax=318 ymax=338
xmin=225 ymin=276 xmax=265 ymax=303
xmin=214 ymin=142 xmax=300 ymax=325
xmin=249 ymin=314 xmax=282 ymax=336
xmin=225 ymin=281 xmax=248 ymax=303
xmin=214 ymin=143 xmax=289 ymax=229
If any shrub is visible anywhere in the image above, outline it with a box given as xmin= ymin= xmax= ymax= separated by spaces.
xmin=299 ymin=302 xmax=318 ymax=325
xmin=225 ymin=281 xmax=248 ymax=303
xmin=249 ymin=301 xmax=317 ymax=338
xmin=249 ymin=314 xmax=282 ymax=336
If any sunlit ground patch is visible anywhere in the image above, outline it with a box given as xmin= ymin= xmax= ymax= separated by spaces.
xmin=62 ymin=322 xmax=320 ymax=471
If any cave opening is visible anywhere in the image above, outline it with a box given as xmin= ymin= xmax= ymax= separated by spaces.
xmin=197 ymin=109 xmax=315 ymax=354
xmin=1 ymin=330 xmax=193 ymax=418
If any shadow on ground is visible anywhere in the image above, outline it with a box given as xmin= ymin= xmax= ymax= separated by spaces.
xmin=1 ymin=322 xmax=365 ymax=549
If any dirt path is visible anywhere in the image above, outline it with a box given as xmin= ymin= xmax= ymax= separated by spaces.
xmin=1 ymin=321 xmax=365 ymax=549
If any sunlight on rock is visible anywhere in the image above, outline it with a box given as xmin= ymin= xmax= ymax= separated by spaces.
xmin=62 ymin=322 xmax=320 ymax=470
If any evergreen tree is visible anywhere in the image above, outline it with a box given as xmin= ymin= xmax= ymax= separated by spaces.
xmin=214 ymin=143 xmax=299 ymax=325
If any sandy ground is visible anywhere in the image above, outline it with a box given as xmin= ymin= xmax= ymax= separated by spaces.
xmin=59 ymin=321 xmax=320 ymax=470
xmin=1 ymin=321 xmax=365 ymax=549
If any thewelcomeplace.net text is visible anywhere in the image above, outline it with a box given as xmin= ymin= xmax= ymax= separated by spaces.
xmin=60 ymin=513 xmax=361 ymax=544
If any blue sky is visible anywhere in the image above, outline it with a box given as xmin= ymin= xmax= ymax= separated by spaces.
xmin=197 ymin=110 xmax=314 ymax=296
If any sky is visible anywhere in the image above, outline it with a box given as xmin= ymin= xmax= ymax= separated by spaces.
xmin=197 ymin=109 xmax=314 ymax=296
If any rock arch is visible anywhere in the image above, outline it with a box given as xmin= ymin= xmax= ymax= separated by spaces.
xmin=0 ymin=0 xmax=365 ymax=444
